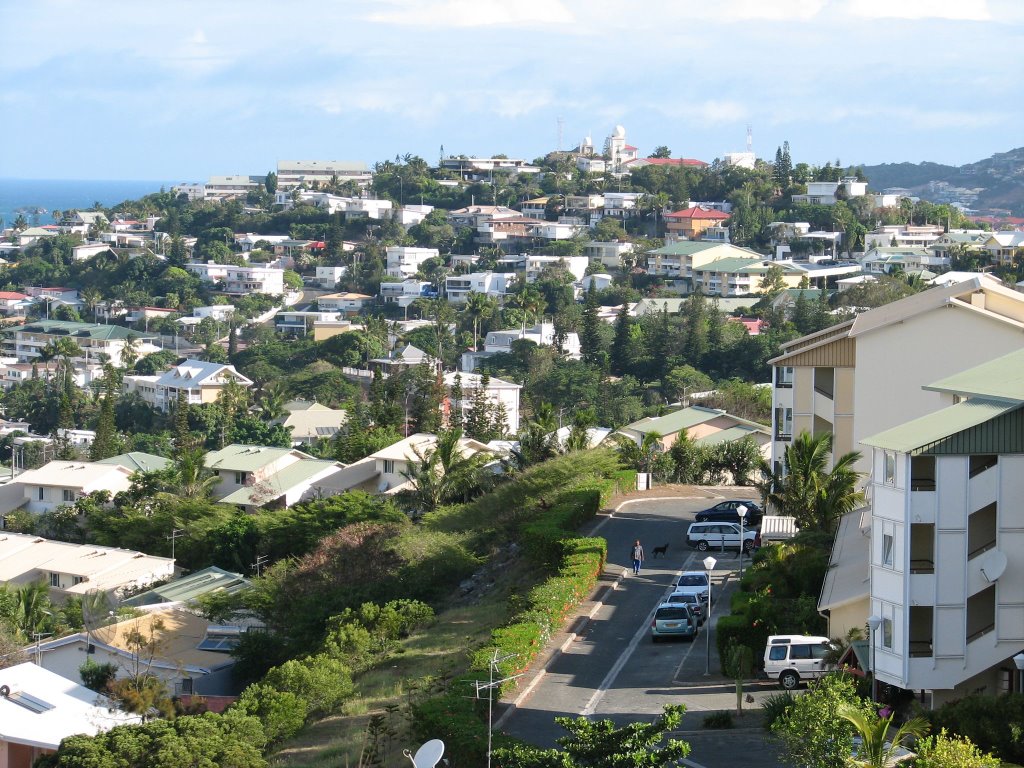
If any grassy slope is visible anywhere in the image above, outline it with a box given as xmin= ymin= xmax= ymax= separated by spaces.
xmin=270 ymin=556 xmax=536 ymax=768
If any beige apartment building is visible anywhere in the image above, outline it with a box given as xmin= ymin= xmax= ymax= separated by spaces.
xmin=769 ymin=277 xmax=1024 ymax=640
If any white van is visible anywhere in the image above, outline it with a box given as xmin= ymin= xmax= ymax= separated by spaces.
xmin=764 ymin=634 xmax=834 ymax=689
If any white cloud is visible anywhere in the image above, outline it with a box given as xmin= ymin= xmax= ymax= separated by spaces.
xmin=720 ymin=0 xmax=825 ymax=21
xmin=844 ymin=0 xmax=991 ymax=20
xmin=492 ymin=90 xmax=553 ymax=118
xmin=365 ymin=0 xmax=574 ymax=27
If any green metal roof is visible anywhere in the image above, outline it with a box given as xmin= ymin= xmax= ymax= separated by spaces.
xmin=205 ymin=444 xmax=298 ymax=471
xmin=691 ymin=257 xmax=764 ymax=273
xmin=218 ymin=458 xmax=339 ymax=505
xmin=924 ymin=348 xmax=1024 ymax=404
xmin=648 ymin=241 xmax=721 ymax=256
xmin=861 ymin=399 xmax=1021 ymax=455
xmin=97 ymin=452 xmax=171 ymax=473
xmin=6 ymin=319 xmax=156 ymax=341
xmin=122 ymin=566 xmax=250 ymax=607
xmin=693 ymin=424 xmax=769 ymax=445
xmin=625 ymin=406 xmax=768 ymax=437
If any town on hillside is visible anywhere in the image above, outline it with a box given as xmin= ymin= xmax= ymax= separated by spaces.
xmin=2 ymin=128 xmax=1024 ymax=768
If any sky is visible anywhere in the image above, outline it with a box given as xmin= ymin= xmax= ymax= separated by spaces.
xmin=1 ymin=0 xmax=1022 ymax=181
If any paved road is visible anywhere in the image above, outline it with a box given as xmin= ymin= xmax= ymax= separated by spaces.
xmin=500 ymin=495 xmax=785 ymax=768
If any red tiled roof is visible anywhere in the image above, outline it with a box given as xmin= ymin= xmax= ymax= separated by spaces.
xmin=0 ymin=292 xmax=28 ymax=300
xmin=624 ymin=144 xmax=639 ymax=151
xmin=664 ymin=207 xmax=730 ymax=220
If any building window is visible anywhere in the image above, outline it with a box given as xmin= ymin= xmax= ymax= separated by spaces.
xmin=38 ymin=487 xmax=45 ymax=501
xmin=910 ymin=523 xmax=935 ymax=573
xmin=775 ymin=366 xmax=794 ymax=388
xmin=910 ymin=456 xmax=936 ymax=491
xmin=968 ymin=503 xmax=997 ymax=559
xmin=883 ymin=452 xmax=896 ymax=485
xmin=383 ymin=460 xmax=395 ymax=475
xmin=50 ymin=572 xmax=59 ymax=587
xmin=967 ymin=585 xmax=996 ymax=643
xmin=882 ymin=533 xmax=894 ymax=567
xmin=881 ymin=617 xmax=893 ymax=649
xmin=73 ymin=576 xmax=84 ymax=585
xmin=969 ymin=454 xmax=997 ymax=478
xmin=62 ymin=489 xmax=75 ymax=502
xmin=234 ymin=472 xmax=246 ymax=485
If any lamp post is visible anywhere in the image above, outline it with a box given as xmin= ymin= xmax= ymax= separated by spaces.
xmin=704 ymin=555 xmax=717 ymax=676
xmin=737 ymin=504 xmax=748 ymax=579
xmin=1013 ymin=653 xmax=1024 ymax=694
xmin=867 ymin=614 xmax=882 ymax=702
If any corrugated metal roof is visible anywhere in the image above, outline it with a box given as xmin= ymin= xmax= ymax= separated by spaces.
xmin=861 ymin=399 xmax=1020 ymax=455
xmin=924 ymin=348 xmax=1024 ymax=403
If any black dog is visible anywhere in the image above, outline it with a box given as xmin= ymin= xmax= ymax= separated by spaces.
xmin=651 ymin=543 xmax=669 ymax=558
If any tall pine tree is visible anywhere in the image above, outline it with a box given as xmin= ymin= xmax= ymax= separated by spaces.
xmin=580 ymin=283 xmax=606 ymax=370
xmin=609 ymin=303 xmax=633 ymax=376
xmin=90 ymin=367 xmax=119 ymax=461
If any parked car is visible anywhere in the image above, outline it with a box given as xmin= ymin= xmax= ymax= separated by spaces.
xmin=651 ymin=603 xmax=698 ymax=642
xmin=673 ymin=572 xmax=711 ymax=605
xmin=763 ymin=634 xmax=835 ymax=689
xmin=694 ymin=500 xmax=763 ymax=527
xmin=686 ymin=521 xmax=760 ymax=552
xmin=664 ymin=591 xmax=705 ymax=625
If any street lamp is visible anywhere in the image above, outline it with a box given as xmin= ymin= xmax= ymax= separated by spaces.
xmin=1013 ymin=653 xmax=1024 ymax=694
xmin=703 ymin=555 xmax=717 ymax=676
xmin=867 ymin=614 xmax=882 ymax=702
xmin=737 ymin=505 xmax=748 ymax=579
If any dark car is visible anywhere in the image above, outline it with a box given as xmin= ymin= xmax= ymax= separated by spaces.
xmin=665 ymin=591 xmax=706 ymax=625
xmin=694 ymin=500 xmax=763 ymax=527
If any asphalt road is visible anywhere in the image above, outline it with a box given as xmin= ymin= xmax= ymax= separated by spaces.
xmin=499 ymin=495 xmax=785 ymax=768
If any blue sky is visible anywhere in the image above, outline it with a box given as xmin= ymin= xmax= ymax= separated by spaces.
xmin=1 ymin=0 xmax=1021 ymax=181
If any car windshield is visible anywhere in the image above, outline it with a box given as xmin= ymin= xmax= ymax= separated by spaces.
xmin=677 ymin=575 xmax=706 ymax=586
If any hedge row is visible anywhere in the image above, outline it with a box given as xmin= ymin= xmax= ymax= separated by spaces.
xmin=411 ymin=485 xmax=610 ymax=766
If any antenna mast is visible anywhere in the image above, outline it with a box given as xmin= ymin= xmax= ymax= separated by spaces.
xmin=746 ymin=124 xmax=753 ymax=153
xmin=557 ymin=117 xmax=564 ymax=153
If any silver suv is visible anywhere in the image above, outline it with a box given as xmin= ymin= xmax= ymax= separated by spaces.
xmin=685 ymin=522 xmax=759 ymax=552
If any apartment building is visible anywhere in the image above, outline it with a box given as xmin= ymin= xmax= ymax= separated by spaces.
xmin=584 ymin=240 xmax=633 ymax=269
xmin=461 ymin=322 xmax=581 ymax=371
xmin=791 ymin=178 xmax=868 ymax=205
xmin=380 ymin=279 xmax=432 ymax=309
xmin=443 ymin=372 xmax=521 ymax=434
xmin=276 ymin=160 xmax=373 ymax=190
xmin=0 ymin=461 xmax=135 ymax=517
xmin=2 ymin=320 xmax=159 ymax=366
xmin=123 ymin=359 xmax=253 ymax=411
xmin=445 ymin=272 xmax=516 ymax=304
xmin=769 ymin=278 xmax=1024 ymax=640
xmin=385 ymin=246 xmax=439 ymax=278
xmin=317 ymin=292 xmax=373 ymax=315
xmin=663 ymin=205 xmax=731 ymax=241
xmin=860 ymin=349 xmax=1024 ymax=706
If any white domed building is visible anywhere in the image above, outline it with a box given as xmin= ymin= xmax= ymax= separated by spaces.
xmin=604 ymin=124 xmax=638 ymax=172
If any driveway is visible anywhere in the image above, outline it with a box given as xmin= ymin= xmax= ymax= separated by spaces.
xmin=497 ymin=494 xmax=785 ymax=768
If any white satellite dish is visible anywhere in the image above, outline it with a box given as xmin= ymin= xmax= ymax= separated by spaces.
xmin=411 ymin=739 xmax=445 ymax=768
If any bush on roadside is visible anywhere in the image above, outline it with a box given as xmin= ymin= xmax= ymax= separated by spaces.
xmin=929 ymin=693 xmax=1024 ymax=764
xmin=703 ymin=711 xmax=734 ymax=729
xmin=262 ymin=654 xmax=354 ymax=717
xmin=761 ymin=690 xmax=796 ymax=730
xmin=912 ymin=729 xmax=1001 ymax=768
xmin=234 ymin=683 xmax=308 ymax=745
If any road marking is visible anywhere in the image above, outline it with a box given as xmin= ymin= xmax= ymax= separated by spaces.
xmin=580 ymin=553 xmax=698 ymax=717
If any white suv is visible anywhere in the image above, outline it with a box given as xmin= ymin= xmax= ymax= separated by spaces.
xmin=763 ymin=635 xmax=834 ymax=689
xmin=685 ymin=522 xmax=759 ymax=553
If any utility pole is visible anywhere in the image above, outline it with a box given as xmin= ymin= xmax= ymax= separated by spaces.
xmin=473 ymin=650 xmax=523 ymax=768
xmin=166 ymin=528 xmax=185 ymax=562
xmin=252 ymin=554 xmax=269 ymax=578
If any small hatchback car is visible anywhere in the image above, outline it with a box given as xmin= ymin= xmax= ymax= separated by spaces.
xmin=651 ymin=603 xmax=698 ymax=642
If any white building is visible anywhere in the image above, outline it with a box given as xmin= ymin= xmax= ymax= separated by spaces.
xmin=380 ymin=280 xmax=432 ymax=309
xmin=397 ymin=204 xmax=435 ymax=228
xmin=276 ymin=160 xmax=372 ymax=190
xmin=317 ymin=292 xmax=373 ymax=315
xmin=0 ymin=461 xmax=135 ymax=517
xmin=386 ymin=246 xmax=439 ymax=278
xmin=192 ymin=305 xmax=236 ymax=321
xmin=444 ymin=372 xmax=521 ymax=434
xmin=791 ymin=178 xmax=869 ymax=205
xmin=584 ymin=240 xmax=634 ymax=269
xmin=204 ymin=444 xmax=344 ymax=511
xmin=3 ymin=320 xmax=160 ymax=366
xmin=315 ymin=265 xmax=347 ymax=288
xmin=445 ymin=272 xmax=516 ymax=304
xmin=860 ymin=349 xmax=1024 ymax=706
xmin=0 ymin=663 xmax=140 ymax=766
xmin=461 ymin=322 xmax=581 ymax=371
xmin=0 ymin=531 xmax=174 ymax=599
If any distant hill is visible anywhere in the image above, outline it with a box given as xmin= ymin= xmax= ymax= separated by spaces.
xmin=860 ymin=147 xmax=1024 ymax=215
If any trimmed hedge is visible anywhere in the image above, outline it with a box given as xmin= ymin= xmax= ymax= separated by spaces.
xmin=412 ymin=481 xmax=611 ymax=764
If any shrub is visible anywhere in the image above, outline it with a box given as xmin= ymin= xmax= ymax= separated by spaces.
xmin=930 ymin=693 xmax=1024 ymax=764
xmin=762 ymin=691 xmax=796 ymax=730
xmin=234 ymin=683 xmax=308 ymax=744
xmin=703 ymin=711 xmax=734 ymax=729
xmin=79 ymin=659 xmax=118 ymax=693
xmin=913 ymin=729 xmax=1002 ymax=768
xmin=263 ymin=654 xmax=354 ymax=717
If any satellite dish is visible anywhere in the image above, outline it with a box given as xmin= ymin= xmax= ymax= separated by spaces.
xmin=412 ymin=739 xmax=445 ymax=768
xmin=82 ymin=589 xmax=118 ymax=636
xmin=978 ymin=549 xmax=1008 ymax=583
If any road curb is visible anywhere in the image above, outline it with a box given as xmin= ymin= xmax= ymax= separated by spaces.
xmin=493 ymin=567 xmax=629 ymax=731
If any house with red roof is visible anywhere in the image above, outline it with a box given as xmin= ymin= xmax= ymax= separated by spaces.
xmin=664 ymin=205 xmax=731 ymax=241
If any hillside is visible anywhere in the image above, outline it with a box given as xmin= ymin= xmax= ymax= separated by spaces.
xmin=861 ymin=147 xmax=1024 ymax=215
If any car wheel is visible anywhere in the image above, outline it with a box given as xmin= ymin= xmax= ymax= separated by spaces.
xmin=780 ymin=671 xmax=800 ymax=690
xmin=697 ymin=540 xmax=709 ymax=551
xmin=743 ymin=540 xmax=754 ymax=553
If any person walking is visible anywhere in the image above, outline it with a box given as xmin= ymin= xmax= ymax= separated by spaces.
xmin=631 ymin=539 xmax=644 ymax=575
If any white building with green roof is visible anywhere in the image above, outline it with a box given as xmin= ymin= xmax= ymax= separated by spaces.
xmin=2 ymin=320 xmax=160 ymax=365
xmin=859 ymin=348 xmax=1024 ymax=706
xmin=204 ymin=444 xmax=344 ymax=511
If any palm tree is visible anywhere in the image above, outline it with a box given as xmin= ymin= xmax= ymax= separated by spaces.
xmin=258 ymin=381 xmax=289 ymax=421
xmin=611 ymin=432 xmax=663 ymax=474
xmin=759 ymin=431 xmax=865 ymax=533
xmin=401 ymin=429 xmax=490 ymax=512
xmin=463 ymin=291 xmax=494 ymax=350
xmin=162 ymin=446 xmax=219 ymax=499
xmin=837 ymin=703 xmax=929 ymax=768
xmin=120 ymin=333 xmax=141 ymax=369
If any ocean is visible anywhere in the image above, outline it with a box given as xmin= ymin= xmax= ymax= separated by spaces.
xmin=0 ymin=178 xmax=175 ymax=228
